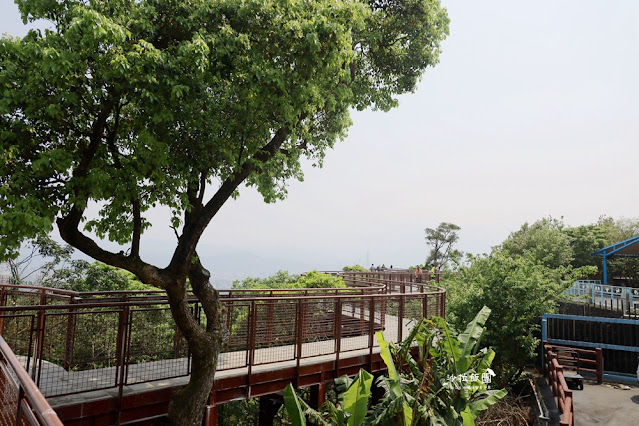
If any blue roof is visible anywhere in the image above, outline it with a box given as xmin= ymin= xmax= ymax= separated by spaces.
xmin=592 ymin=235 xmax=639 ymax=258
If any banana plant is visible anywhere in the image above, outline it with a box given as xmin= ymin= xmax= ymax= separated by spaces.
xmin=283 ymin=369 xmax=374 ymax=426
xmin=370 ymin=306 xmax=506 ymax=426
xmin=283 ymin=306 xmax=505 ymax=426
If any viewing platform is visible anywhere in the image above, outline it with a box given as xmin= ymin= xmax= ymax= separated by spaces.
xmin=0 ymin=271 xmax=445 ymax=425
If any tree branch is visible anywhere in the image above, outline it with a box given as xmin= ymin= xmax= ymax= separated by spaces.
xmin=197 ymin=169 xmax=208 ymax=206
xmin=56 ymin=99 xmax=168 ymax=287
xmin=165 ymin=280 xmax=207 ymax=342
xmin=131 ymin=198 xmax=142 ymax=258
xmin=166 ymin=126 xmax=291 ymax=277
xmin=56 ymin=206 xmax=168 ymax=287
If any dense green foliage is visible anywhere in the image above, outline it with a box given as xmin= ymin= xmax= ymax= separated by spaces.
xmin=501 ymin=215 xmax=639 ymax=284
xmin=500 ymin=217 xmax=573 ymax=270
xmin=564 ymin=224 xmax=608 ymax=269
xmin=232 ymin=270 xmax=300 ymax=289
xmin=297 ymin=271 xmax=346 ymax=288
xmin=217 ymin=399 xmax=261 ymax=426
xmin=443 ymin=252 xmax=593 ymax=387
xmin=233 ymin=270 xmax=345 ymax=289
xmin=42 ymin=260 xmax=154 ymax=292
xmin=283 ymin=308 xmax=505 ymax=425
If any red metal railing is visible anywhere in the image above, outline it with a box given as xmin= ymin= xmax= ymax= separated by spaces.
xmin=544 ymin=347 xmax=573 ymax=426
xmin=544 ymin=343 xmax=603 ymax=383
xmin=0 ymin=271 xmax=445 ymax=422
xmin=543 ymin=342 xmax=604 ymax=426
xmin=0 ymin=335 xmax=63 ymax=426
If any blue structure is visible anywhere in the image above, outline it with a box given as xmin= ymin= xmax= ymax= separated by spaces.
xmin=592 ymin=235 xmax=639 ymax=284
xmin=542 ymin=314 xmax=639 ymax=383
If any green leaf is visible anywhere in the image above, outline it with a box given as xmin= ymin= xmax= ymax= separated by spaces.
xmin=456 ymin=306 xmax=490 ymax=372
xmin=283 ymin=384 xmax=306 ymax=426
xmin=343 ymin=369 xmax=373 ymax=426
xmin=460 ymin=406 xmax=475 ymax=426
xmin=458 ymin=306 xmax=490 ymax=358
xmin=398 ymin=318 xmax=425 ymax=362
xmin=375 ymin=331 xmax=400 ymax=394
xmin=476 ymin=348 xmax=496 ymax=376
xmin=468 ymin=389 xmax=508 ymax=414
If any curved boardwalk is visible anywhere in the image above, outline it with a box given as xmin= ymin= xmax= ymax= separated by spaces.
xmin=0 ymin=271 xmax=444 ymax=424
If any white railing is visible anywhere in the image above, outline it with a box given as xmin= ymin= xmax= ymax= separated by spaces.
xmin=565 ymin=280 xmax=639 ymax=308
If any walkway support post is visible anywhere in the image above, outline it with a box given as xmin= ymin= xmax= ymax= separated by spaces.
xmin=595 ymin=348 xmax=603 ymax=383
xmin=309 ymin=382 xmax=326 ymax=410
xmin=258 ymin=393 xmax=284 ymax=426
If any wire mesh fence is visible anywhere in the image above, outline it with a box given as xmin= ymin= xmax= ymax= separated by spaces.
xmin=0 ymin=275 xmax=445 ymax=401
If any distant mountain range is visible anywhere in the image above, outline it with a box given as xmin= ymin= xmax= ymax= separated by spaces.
xmin=1 ymin=242 xmax=348 ymax=290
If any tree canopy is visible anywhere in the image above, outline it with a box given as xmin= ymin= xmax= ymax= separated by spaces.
xmin=0 ymin=0 xmax=449 ymax=271
xmin=0 ymin=0 xmax=449 ymax=422
xmin=42 ymin=260 xmax=154 ymax=292
xmin=499 ymin=217 xmax=573 ymax=270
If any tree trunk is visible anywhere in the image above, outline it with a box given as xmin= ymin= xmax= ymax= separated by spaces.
xmin=168 ymin=341 xmax=219 ymax=425
xmin=165 ymin=258 xmax=225 ymax=426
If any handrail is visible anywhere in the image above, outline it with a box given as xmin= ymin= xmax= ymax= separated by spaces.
xmin=0 ymin=335 xmax=63 ymax=426
xmin=0 ymin=271 xmax=442 ymax=306
xmin=545 ymin=343 xmax=603 ymax=383
xmin=0 ymin=270 xmax=442 ymax=299
xmin=543 ymin=344 xmax=575 ymax=426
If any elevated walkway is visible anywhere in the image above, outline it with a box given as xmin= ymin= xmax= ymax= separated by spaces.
xmin=0 ymin=271 xmax=445 ymax=424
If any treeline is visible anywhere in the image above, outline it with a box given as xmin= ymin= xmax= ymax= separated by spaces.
xmin=232 ymin=270 xmax=346 ymax=289
xmin=499 ymin=215 xmax=639 ymax=284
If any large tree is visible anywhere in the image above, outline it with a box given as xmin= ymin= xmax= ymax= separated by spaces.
xmin=0 ymin=0 xmax=449 ymax=423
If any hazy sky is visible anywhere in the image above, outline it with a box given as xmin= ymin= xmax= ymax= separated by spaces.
xmin=2 ymin=0 xmax=638 ymax=275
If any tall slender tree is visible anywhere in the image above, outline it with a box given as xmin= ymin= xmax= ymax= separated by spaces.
xmin=0 ymin=0 xmax=449 ymax=423
xmin=424 ymin=222 xmax=461 ymax=269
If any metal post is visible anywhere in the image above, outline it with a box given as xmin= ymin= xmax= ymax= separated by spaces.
xmin=423 ymin=291 xmax=428 ymax=320
xmin=247 ymin=301 xmax=256 ymax=396
xmin=335 ymin=299 xmax=342 ymax=377
xmin=32 ymin=291 xmax=47 ymax=383
xmin=369 ymin=298 xmax=375 ymax=371
xmin=398 ymin=295 xmax=405 ymax=343
xmin=14 ymin=386 xmax=25 ymax=426
xmin=541 ymin=319 xmax=547 ymax=367
xmin=63 ymin=296 xmax=76 ymax=371
xmin=0 ymin=287 xmax=6 ymax=335
xmin=441 ymin=291 xmax=446 ymax=317
xmin=595 ymin=348 xmax=603 ymax=383
xmin=115 ymin=304 xmax=130 ymax=426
